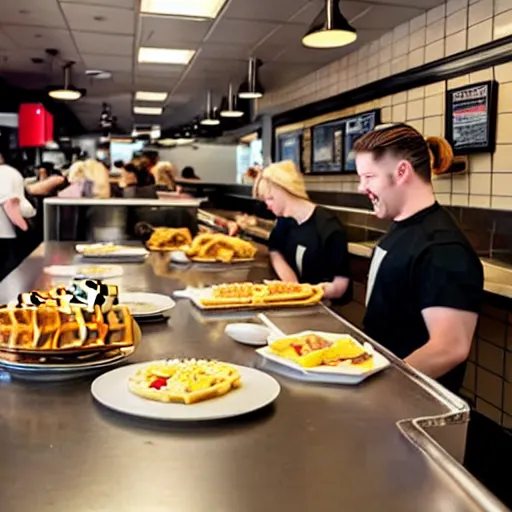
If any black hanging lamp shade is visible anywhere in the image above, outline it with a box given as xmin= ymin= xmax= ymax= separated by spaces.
xmin=302 ymin=0 xmax=357 ymax=49
xmin=238 ymin=57 xmax=264 ymax=99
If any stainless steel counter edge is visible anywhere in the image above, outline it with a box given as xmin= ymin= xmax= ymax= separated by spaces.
xmin=43 ymin=197 xmax=206 ymax=207
xmin=312 ymin=305 xmax=508 ymax=512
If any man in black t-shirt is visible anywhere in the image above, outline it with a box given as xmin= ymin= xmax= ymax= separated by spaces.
xmin=353 ymin=124 xmax=483 ymax=393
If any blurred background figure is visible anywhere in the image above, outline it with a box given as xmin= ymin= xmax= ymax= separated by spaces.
xmin=121 ymin=162 xmax=157 ymax=199
xmin=153 ymin=161 xmax=177 ymax=191
xmin=181 ymin=166 xmax=201 ymax=180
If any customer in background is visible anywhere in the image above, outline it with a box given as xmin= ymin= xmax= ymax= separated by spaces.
xmin=354 ymin=123 xmax=483 ymax=394
xmin=153 ymin=161 xmax=177 ymax=191
xmin=0 ymin=162 xmax=36 ymax=280
xmin=61 ymin=159 xmax=111 ymax=198
xmin=121 ymin=162 xmax=157 ymax=199
xmin=254 ymin=160 xmax=351 ymax=302
xmin=181 ymin=166 xmax=201 ymax=180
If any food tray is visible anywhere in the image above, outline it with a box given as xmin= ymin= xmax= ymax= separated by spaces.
xmin=257 ymin=330 xmax=390 ymax=385
xmin=175 ymin=286 xmax=324 ymax=311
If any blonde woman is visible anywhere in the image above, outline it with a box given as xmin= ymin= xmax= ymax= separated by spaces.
xmin=152 ymin=161 xmax=177 ymax=191
xmin=254 ymin=160 xmax=351 ymax=302
xmin=62 ymin=160 xmax=111 ymax=198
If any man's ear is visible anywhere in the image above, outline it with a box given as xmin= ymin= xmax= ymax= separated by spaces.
xmin=396 ymin=160 xmax=414 ymax=184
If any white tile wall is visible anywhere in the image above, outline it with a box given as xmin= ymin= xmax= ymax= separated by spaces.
xmin=263 ymin=0 xmax=512 ymax=211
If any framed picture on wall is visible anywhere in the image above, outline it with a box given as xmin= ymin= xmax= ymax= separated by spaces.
xmin=343 ymin=109 xmax=381 ymax=172
xmin=277 ymin=130 xmax=303 ymax=171
xmin=310 ymin=119 xmax=344 ymax=173
xmin=445 ymin=81 xmax=499 ymax=155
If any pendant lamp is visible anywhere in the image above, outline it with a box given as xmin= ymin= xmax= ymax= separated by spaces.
xmin=48 ymin=62 xmax=83 ymax=101
xmin=200 ymin=90 xmax=220 ymax=126
xmin=302 ymin=0 xmax=357 ymax=49
xmin=220 ymin=83 xmax=244 ymax=117
xmin=238 ymin=58 xmax=264 ymax=99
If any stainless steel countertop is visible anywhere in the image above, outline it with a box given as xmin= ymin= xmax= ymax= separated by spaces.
xmin=0 ymin=243 xmax=507 ymax=512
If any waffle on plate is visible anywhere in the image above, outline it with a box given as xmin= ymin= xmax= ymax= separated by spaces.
xmin=0 ymin=278 xmax=138 ymax=357
xmin=128 ymin=359 xmax=242 ymax=404
xmin=184 ymin=233 xmax=257 ymax=263
xmin=199 ymin=281 xmax=323 ymax=308
xmin=147 ymin=227 xmax=193 ymax=251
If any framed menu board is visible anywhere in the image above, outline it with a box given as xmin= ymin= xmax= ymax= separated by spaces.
xmin=310 ymin=119 xmax=344 ymax=173
xmin=277 ymin=130 xmax=303 ymax=171
xmin=445 ymin=81 xmax=499 ymax=155
xmin=343 ymin=109 xmax=381 ymax=172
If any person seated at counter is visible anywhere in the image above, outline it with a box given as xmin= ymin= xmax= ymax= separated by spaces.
xmin=153 ymin=161 xmax=177 ymax=191
xmin=254 ymin=160 xmax=351 ymax=302
xmin=353 ymin=123 xmax=483 ymax=393
xmin=181 ymin=166 xmax=201 ymax=180
xmin=120 ymin=163 xmax=158 ymax=199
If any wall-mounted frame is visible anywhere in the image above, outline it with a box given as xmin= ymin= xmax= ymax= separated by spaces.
xmin=445 ymin=80 xmax=499 ymax=155
xmin=343 ymin=109 xmax=381 ymax=172
xmin=276 ymin=130 xmax=303 ymax=171
xmin=310 ymin=119 xmax=344 ymax=174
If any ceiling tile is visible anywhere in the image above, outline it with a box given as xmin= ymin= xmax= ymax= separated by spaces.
xmin=206 ymin=19 xmax=279 ymax=46
xmin=74 ymin=32 xmax=133 ymax=56
xmin=140 ymin=15 xmax=212 ymax=46
xmin=197 ymin=43 xmax=251 ymax=61
xmin=0 ymin=30 xmax=16 ymax=51
xmin=1 ymin=26 xmax=79 ymax=57
xmin=136 ymin=63 xmax=185 ymax=77
xmin=82 ymin=54 xmax=133 ymax=72
xmin=60 ymin=3 xmax=135 ymax=35
xmin=59 ymin=0 xmax=136 ymax=8
xmin=354 ymin=4 xmax=424 ymax=30
xmin=0 ymin=0 xmax=67 ymax=29
xmin=253 ymin=22 xmax=308 ymax=50
xmin=222 ymin=0 xmax=311 ymax=22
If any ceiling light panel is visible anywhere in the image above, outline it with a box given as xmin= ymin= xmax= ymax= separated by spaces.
xmin=138 ymin=47 xmax=195 ymax=65
xmin=141 ymin=0 xmax=227 ymax=19
xmin=134 ymin=106 xmax=163 ymax=115
xmin=135 ymin=91 xmax=168 ymax=102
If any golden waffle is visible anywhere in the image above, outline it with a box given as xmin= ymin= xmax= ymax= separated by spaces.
xmin=128 ymin=359 xmax=242 ymax=405
xmin=199 ymin=282 xmax=323 ymax=309
xmin=0 ymin=304 xmax=135 ymax=354
xmin=147 ymin=227 xmax=193 ymax=251
xmin=184 ymin=233 xmax=257 ymax=263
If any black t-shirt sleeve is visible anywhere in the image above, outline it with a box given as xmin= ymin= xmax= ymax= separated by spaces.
xmin=268 ymin=218 xmax=288 ymax=252
xmin=324 ymin=229 xmax=350 ymax=279
xmin=414 ymin=243 xmax=483 ymax=313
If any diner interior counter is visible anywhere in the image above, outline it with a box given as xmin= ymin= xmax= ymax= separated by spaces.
xmin=0 ymin=243 xmax=508 ymax=512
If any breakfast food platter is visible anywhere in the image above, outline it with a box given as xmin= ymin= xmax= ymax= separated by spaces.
xmin=75 ymin=243 xmax=149 ymax=262
xmin=91 ymin=361 xmax=281 ymax=421
xmin=0 ymin=278 xmax=141 ymax=380
xmin=257 ymin=331 xmax=390 ymax=385
xmin=176 ymin=281 xmax=324 ymax=311
xmin=146 ymin=227 xmax=193 ymax=252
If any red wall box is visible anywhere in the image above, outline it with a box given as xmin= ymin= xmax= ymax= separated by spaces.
xmin=18 ymin=103 xmax=54 ymax=147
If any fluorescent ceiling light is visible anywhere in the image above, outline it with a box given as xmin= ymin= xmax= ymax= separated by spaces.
xmin=134 ymin=106 xmax=163 ymax=115
xmin=138 ymin=47 xmax=195 ymax=65
xmin=141 ymin=0 xmax=227 ymax=19
xmin=135 ymin=91 xmax=168 ymax=102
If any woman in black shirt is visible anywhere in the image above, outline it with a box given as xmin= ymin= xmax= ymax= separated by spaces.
xmin=254 ymin=161 xmax=351 ymax=301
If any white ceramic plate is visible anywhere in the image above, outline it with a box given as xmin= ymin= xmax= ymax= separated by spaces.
xmin=76 ymin=244 xmax=149 ymax=258
xmin=169 ymin=251 xmax=191 ymax=264
xmin=0 ymin=351 xmax=133 ymax=382
xmin=225 ymin=323 xmax=271 ymax=346
xmin=118 ymin=292 xmax=176 ymax=318
xmin=257 ymin=331 xmax=390 ymax=385
xmin=44 ymin=264 xmax=124 ymax=279
xmin=91 ymin=362 xmax=281 ymax=421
